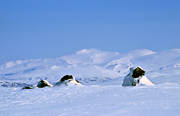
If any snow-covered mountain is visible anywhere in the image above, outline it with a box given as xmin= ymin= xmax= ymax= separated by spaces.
xmin=0 ymin=48 xmax=180 ymax=84
xmin=0 ymin=49 xmax=180 ymax=116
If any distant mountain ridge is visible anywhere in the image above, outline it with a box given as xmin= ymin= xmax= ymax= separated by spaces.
xmin=0 ymin=48 xmax=180 ymax=84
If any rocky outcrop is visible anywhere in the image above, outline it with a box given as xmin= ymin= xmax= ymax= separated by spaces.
xmin=122 ymin=67 xmax=154 ymax=86
xmin=55 ymin=75 xmax=82 ymax=86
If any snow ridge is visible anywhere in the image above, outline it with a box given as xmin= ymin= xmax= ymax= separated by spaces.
xmin=0 ymin=48 xmax=180 ymax=116
xmin=0 ymin=48 xmax=180 ymax=84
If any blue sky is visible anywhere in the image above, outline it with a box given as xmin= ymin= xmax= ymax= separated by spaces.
xmin=0 ymin=0 xmax=180 ymax=62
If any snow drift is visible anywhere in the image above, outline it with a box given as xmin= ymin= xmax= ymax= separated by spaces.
xmin=0 ymin=48 xmax=180 ymax=116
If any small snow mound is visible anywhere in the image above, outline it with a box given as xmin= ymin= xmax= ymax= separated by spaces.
xmin=51 ymin=65 xmax=60 ymax=70
xmin=16 ymin=60 xmax=22 ymax=64
xmin=174 ymin=64 xmax=180 ymax=68
xmin=5 ymin=61 xmax=16 ymax=68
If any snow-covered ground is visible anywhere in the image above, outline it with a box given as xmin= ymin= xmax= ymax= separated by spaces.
xmin=0 ymin=49 xmax=180 ymax=116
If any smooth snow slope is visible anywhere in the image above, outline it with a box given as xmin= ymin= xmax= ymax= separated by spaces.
xmin=0 ymin=49 xmax=180 ymax=116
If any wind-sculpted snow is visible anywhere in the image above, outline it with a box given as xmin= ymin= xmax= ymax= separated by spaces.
xmin=1 ymin=48 xmax=179 ymax=84
xmin=0 ymin=84 xmax=180 ymax=116
xmin=0 ymin=49 xmax=180 ymax=116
